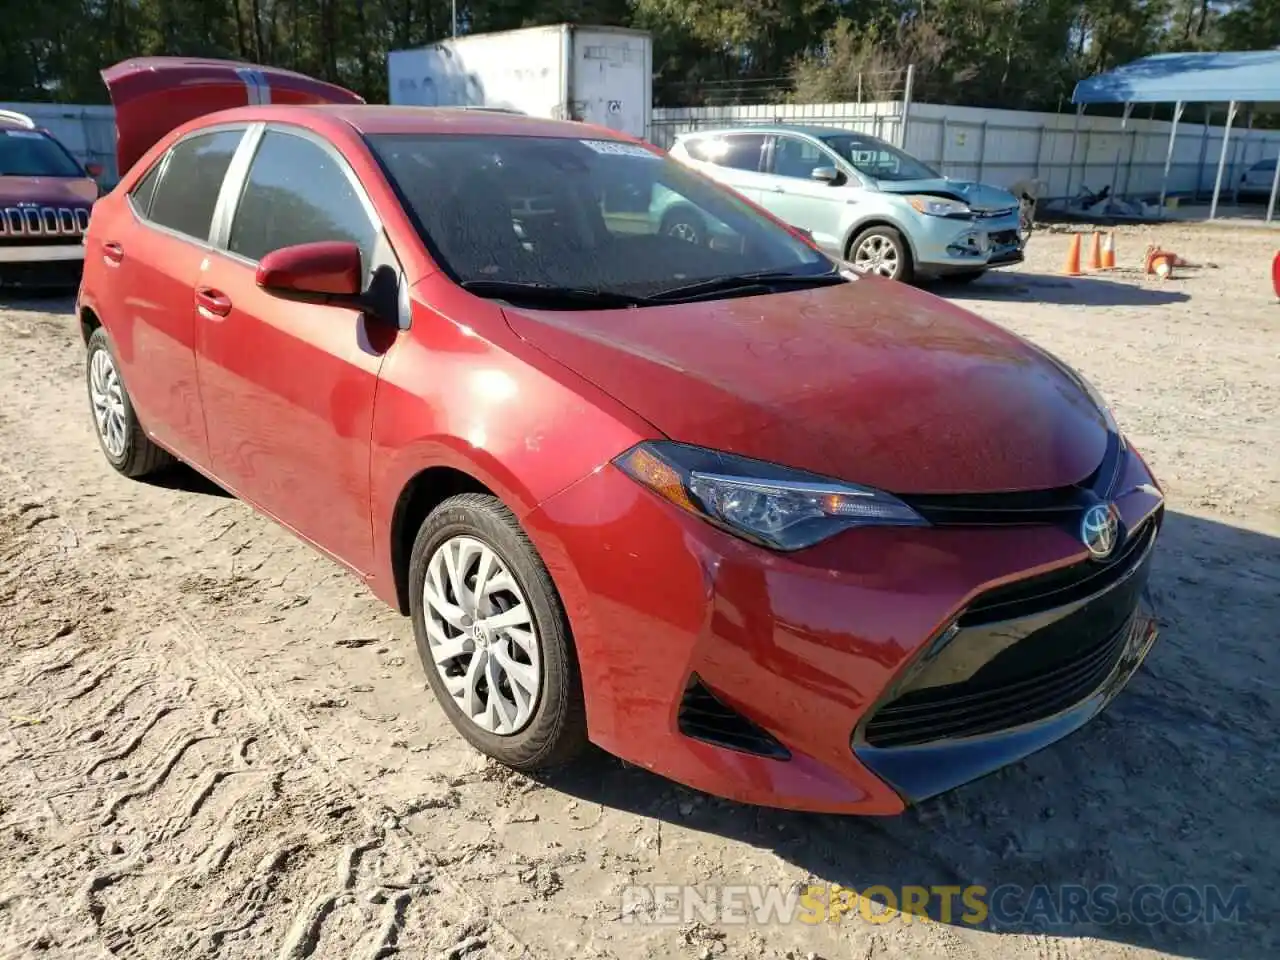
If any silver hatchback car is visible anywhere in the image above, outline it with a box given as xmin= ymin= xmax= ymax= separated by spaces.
xmin=669 ymin=125 xmax=1025 ymax=284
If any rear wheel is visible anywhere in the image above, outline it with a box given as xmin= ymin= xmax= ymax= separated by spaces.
xmin=408 ymin=493 xmax=587 ymax=771
xmin=849 ymin=226 xmax=913 ymax=282
xmin=85 ymin=327 xmax=173 ymax=478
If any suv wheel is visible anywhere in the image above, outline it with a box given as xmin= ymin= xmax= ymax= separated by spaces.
xmin=849 ymin=226 xmax=913 ymax=282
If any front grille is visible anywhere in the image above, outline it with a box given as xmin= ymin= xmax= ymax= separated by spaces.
xmin=678 ymin=675 xmax=790 ymax=760
xmin=974 ymin=207 xmax=1017 ymax=220
xmin=859 ymin=510 xmax=1158 ymax=749
xmin=862 ymin=618 xmax=1133 ymax=748
xmin=965 ymin=510 xmax=1160 ymax=625
xmin=0 ymin=206 xmax=91 ymax=238
xmin=990 ymin=229 xmax=1020 ymax=246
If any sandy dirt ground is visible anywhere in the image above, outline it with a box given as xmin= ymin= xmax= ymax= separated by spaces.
xmin=0 ymin=224 xmax=1276 ymax=960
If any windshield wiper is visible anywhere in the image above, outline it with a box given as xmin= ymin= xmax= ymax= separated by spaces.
xmin=648 ymin=268 xmax=848 ymax=303
xmin=460 ymin=279 xmax=650 ymax=309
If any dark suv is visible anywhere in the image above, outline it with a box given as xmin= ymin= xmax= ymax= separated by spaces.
xmin=0 ymin=109 xmax=102 ymax=288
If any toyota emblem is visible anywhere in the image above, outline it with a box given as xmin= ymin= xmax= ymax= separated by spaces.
xmin=1080 ymin=502 xmax=1121 ymax=560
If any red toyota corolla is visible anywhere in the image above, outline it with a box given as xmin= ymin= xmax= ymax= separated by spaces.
xmin=78 ymin=57 xmax=1164 ymax=814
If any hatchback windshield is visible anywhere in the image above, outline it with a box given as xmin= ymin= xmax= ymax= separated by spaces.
xmin=0 ymin=129 xmax=85 ymax=177
xmin=368 ymin=134 xmax=834 ymax=302
xmin=820 ymin=134 xmax=939 ymax=183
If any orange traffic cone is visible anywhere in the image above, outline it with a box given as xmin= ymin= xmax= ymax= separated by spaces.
xmin=1087 ymin=231 xmax=1102 ymax=270
xmin=1272 ymin=250 xmax=1280 ymax=299
xmin=1150 ymin=253 xmax=1174 ymax=280
xmin=1063 ymin=233 xmax=1082 ymax=276
xmin=1100 ymin=232 xmax=1117 ymax=270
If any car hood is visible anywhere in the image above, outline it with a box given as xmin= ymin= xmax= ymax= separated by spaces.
xmin=877 ymin=178 xmax=1018 ymax=212
xmin=503 ymin=279 xmax=1108 ymax=495
xmin=0 ymin=176 xmax=97 ymax=207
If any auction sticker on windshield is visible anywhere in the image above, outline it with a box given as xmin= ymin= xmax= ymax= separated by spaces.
xmin=4 ymin=131 xmax=45 ymax=140
xmin=580 ymin=140 xmax=659 ymax=159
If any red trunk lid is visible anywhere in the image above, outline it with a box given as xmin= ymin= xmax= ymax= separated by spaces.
xmin=101 ymin=57 xmax=364 ymax=177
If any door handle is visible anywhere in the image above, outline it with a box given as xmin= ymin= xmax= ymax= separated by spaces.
xmin=195 ymin=287 xmax=232 ymax=318
xmin=102 ymin=241 xmax=124 ymax=265
xmin=771 ymin=186 xmax=786 ymax=193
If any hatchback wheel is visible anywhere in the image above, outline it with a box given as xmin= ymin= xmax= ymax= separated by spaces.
xmin=408 ymin=493 xmax=587 ymax=770
xmin=849 ymin=226 xmax=913 ymax=282
xmin=85 ymin=327 xmax=173 ymax=478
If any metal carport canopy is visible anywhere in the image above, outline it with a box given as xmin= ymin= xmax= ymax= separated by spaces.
xmin=1070 ymin=50 xmax=1280 ymax=221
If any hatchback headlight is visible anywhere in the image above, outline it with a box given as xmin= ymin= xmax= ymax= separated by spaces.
xmin=907 ymin=196 xmax=971 ymax=217
xmin=615 ymin=441 xmax=927 ymax=551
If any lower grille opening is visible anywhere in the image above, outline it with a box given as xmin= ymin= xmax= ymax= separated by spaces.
xmin=862 ymin=618 xmax=1133 ymax=749
xmin=678 ymin=675 xmax=790 ymax=760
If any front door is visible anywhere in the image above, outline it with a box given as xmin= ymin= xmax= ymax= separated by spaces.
xmin=195 ymin=126 xmax=399 ymax=575
xmin=759 ymin=135 xmax=855 ymax=256
xmin=100 ymin=126 xmax=245 ymax=467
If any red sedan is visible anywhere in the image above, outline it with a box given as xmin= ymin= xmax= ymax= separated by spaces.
xmin=77 ymin=57 xmax=1164 ymax=814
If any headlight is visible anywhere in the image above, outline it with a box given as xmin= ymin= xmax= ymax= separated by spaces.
xmin=615 ymin=441 xmax=927 ymax=551
xmin=907 ymin=196 xmax=971 ymax=217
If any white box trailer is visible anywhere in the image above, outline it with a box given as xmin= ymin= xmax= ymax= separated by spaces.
xmin=387 ymin=24 xmax=653 ymax=141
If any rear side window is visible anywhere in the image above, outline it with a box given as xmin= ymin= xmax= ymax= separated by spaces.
xmin=147 ymin=129 xmax=243 ymax=241
xmin=129 ymin=162 xmax=162 ymax=217
xmin=684 ymin=134 xmax=766 ymax=172
xmin=228 ymin=130 xmax=378 ymax=266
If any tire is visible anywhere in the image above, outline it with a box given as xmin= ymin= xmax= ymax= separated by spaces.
xmin=408 ymin=493 xmax=587 ymax=771
xmin=848 ymin=225 xmax=913 ymax=282
xmin=660 ymin=208 xmax=707 ymax=246
xmin=85 ymin=326 xmax=174 ymax=478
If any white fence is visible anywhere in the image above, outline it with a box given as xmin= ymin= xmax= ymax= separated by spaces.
xmin=8 ymin=96 xmax=1279 ymax=205
xmin=652 ymin=100 xmax=1280 ymax=202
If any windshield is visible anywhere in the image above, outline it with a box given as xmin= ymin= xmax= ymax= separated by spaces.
xmin=821 ymin=134 xmax=939 ymax=183
xmin=367 ymin=133 xmax=832 ymax=300
xmin=0 ymin=129 xmax=85 ymax=177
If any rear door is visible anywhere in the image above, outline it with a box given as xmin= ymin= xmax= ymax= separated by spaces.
xmin=194 ymin=124 xmax=402 ymax=574
xmin=96 ymin=125 xmax=246 ymax=468
xmin=678 ymin=133 xmax=770 ymax=204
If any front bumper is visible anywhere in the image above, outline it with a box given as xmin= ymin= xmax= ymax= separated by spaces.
xmin=525 ymin=439 xmax=1164 ymax=814
xmin=0 ymin=244 xmax=85 ymax=288
xmin=913 ymin=211 xmax=1025 ymax=274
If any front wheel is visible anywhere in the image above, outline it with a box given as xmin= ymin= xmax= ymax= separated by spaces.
xmin=848 ymin=226 xmax=913 ymax=282
xmin=85 ymin=327 xmax=173 ymax=478
xmin=408 ymin=493 xmax=587 ymax=771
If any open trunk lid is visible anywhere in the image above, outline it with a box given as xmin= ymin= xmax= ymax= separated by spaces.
xmin=101 ymin=57 xmax=364 ymax=177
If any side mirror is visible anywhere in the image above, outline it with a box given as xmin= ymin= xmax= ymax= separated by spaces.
xmin=85 ymin=162 xmax=104 ymax=178
xmin=811 ymin=166 xmax=842 ymax=185
xmin=257 ymin=241 xmax=364 ymax=306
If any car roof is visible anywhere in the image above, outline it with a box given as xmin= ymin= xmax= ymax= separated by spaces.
xmin=191 ymin=103 xmax=636 ymax=141
xmin=676 ymin=124 xmax=876 ymax=141
xmin=0 ymin=109 xmax=40 ymax=131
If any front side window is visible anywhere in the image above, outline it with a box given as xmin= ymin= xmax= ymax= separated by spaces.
xmin=228 ymin=130 xmax=378 ymax=265
xmin=684 ymin=134 xmax=766 ymax=173
xmin=368 ymin=133 xmax=830 ymax=301
xmin=820 ymin=134 xmax=938 ymax=183
xmin=147 ymin=129 xmax=244 ymax=240
xmin=0 ymin=129 xmax=85 ymax=178
xmin=771 ymin=137 xmax=835 ymax=180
